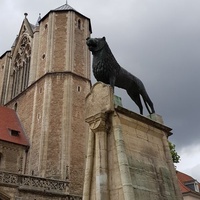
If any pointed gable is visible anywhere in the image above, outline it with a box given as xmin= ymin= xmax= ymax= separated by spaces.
xmin=11 ymin=14 xmax=34 ymax=61
xmin=20 ymin=14 xmax=34 ymax=36
xmin=0 ymin=106 xmax=29 ymax=146
xmin=8 ymin=15 xmax=33 ymax=99
xmin=12 ymin=15 xmax=33 ymax=49
xmin=1 ymin=14 xmax=34 ymax=57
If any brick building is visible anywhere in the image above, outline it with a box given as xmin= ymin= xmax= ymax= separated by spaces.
xmin=0 ymin=2 xmax=91 ymax=200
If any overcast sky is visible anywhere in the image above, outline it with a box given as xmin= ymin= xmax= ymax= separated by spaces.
xmin=1 ymin=0 xmax=200 ymax=181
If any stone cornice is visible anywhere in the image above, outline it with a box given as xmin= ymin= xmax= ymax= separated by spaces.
xmin=5 ymin=71 xmax=91 ymax=106
xmin=115 ymin=106 xmax=173 ymax=137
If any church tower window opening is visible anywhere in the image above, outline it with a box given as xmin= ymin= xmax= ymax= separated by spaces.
xmin=14 ymin=102 xmax=18 ymax=112
xmin=11 ymin=35 xmax=31 ymax=98
xmin=78 ymin=19 xmax=81 ymax=30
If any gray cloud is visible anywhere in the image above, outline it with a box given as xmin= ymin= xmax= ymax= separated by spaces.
xmin=86 ymin=0 xmax=200 ymax=150
xmin=98 ymin=1 xmax=200 ymax=149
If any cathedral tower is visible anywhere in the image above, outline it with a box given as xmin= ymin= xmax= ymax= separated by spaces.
xmin=0 ymin=2 xmax=91 ymax=199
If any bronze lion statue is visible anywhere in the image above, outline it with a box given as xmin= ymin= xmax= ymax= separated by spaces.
xmin=86 ymin=36 xmax=155 ymax=115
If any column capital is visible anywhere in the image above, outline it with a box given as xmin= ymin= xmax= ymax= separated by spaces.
xmin=86 ymin=113 xmax=108 ymax=133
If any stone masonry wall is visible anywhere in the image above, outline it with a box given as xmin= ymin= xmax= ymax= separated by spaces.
xmin=116 ymin=111 xmax=180 ymax=200
xmin=46 ymin=74 xmax=65 ymax=179
xmin=0 ymin=54 xmax=7 ymax=102
xmin=1 ymin=7 xmax=91 ymax=199
xmin=73 ymin=15 xmax=88 ymax=78
xmin=0 ymin=52 xmax=11 ymax=104
xmin=83 ymin=82 xmax=182 ymax=200
xmin=69 ymin=76 xmax=91 ymax=195
xmin=0 ymin=141 xmax=26 ymax=173
xmin=5 ymin=73 xmax=91 ymax=195
xmin=107 ymin=126 xmax=124 ymax=200
xmin=37 ymin=17 xmax=49 ymax=79
xmin=52 ymin=13 xmax=67 ymax=72
xmin=5 ymin=78 xmax=45 ymax=176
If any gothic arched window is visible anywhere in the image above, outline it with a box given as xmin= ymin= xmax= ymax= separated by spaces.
xmin=11 ymin=36 xmax=31 ymax=98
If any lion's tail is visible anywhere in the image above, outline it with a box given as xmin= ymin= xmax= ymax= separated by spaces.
xmin=141 ymin=92 xmax=155 ymax=114
xmin=143 ymin=99 xmax=152 ymax=114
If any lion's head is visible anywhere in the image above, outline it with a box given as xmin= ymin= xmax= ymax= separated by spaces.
xmin=86 ymin=37 xmax=106 ymax=53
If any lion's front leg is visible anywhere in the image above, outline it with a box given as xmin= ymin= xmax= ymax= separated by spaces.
xmin=109 ymin=75 xmax=116 ymax=92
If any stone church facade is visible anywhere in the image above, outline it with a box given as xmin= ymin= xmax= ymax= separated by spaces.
xmin=0 ymin=3 xmax=91 ymax=200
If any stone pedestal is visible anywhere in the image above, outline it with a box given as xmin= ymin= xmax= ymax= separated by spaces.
xmin=83 ymin=82 xmax=183 ymax=200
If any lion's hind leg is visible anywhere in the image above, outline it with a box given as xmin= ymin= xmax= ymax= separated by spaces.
xmin=127 ymin=90 xmax=143 ymax=115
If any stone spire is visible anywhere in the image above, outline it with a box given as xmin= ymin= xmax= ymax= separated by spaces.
xmin=35 ymin=13 xmax=41 ymax=26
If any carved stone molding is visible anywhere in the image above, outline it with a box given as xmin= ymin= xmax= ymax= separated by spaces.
xmin=0 ymin=171 xmax=18 ymax=186
xmin=61 ymin=196 xmax=82 ymax=200
xmin=0 ymin=171 xmax=69 ymax=195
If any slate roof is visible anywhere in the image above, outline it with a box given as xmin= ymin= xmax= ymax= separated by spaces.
xmin=54 ymin=3 xmax=76 ymax=11
xmin=0 ymin=106 xmax=29 ymax=146
xmin=39 ymin=2 xmax=92 ymax=33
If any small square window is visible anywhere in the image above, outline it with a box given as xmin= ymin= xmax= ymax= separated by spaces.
xmin=9 ymin=129 xmax=20 ymax=137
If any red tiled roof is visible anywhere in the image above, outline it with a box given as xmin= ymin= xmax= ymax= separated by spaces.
xmin=177 ymin=170 xmax=194 ymax=183
xmin=178 ymin=179 xmax=191 ymax=193
xmin=177 ymin=170 xmax=200 ymax=195
xmin=0 ymin=106 xmax=29 ymax=146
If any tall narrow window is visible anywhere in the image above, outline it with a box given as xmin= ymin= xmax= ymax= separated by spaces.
xmin=78 ymin=19 xmax=81 ymax=29
xmin=11 ymin=35 xmax=31 ymax=98
xmin=14 ymin=102 xmax=18 ymax=112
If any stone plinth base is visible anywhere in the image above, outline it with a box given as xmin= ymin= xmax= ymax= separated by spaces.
xmin=148 ymin=113 xmax=164 ymax=124
xmin=83 ymin=82 xmax=182 ymax=200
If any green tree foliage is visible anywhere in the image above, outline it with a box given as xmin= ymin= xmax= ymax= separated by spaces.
xmin=168 ymin=141 xmax=181 ymax=163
